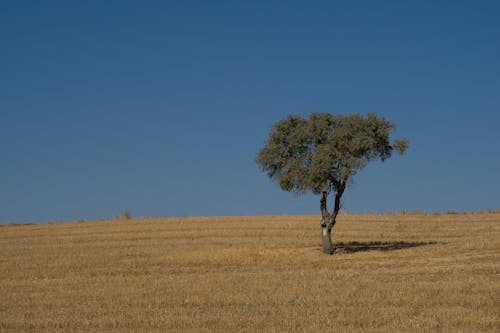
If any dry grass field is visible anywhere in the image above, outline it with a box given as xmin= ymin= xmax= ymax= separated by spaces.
xmin=1 ymin=212 xmax=499 ymax=332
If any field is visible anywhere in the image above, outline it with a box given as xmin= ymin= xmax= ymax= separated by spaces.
xmin=1 ymin=212 xmax=499 ymax=332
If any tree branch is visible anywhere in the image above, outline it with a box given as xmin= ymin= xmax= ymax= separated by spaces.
xmin=328 ymin=180 xmax=346 ymax=230
xmin=320 ymin=186 xmax=329 ymax=227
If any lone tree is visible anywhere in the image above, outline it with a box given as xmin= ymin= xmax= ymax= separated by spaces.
xmin=256 ymin=112 xmax=408 ymax=254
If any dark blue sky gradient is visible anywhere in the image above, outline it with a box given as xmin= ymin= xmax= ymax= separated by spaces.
xmin=1 ymin=1 xmax=499 ymax=222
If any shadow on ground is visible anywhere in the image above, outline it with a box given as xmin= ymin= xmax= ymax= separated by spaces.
xmin=333 ymin=241 xmax=439 ymax=254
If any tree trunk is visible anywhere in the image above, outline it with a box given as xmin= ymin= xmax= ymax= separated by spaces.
xmin=321 ymin=224 xmax=334 ymax=254
xmin=319 ymin=181 xmax=346 ymax=255
xmin=320 ymin=190 xmax=334 ymax=254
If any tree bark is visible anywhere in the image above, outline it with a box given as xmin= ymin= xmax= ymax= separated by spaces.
xmin=327 ymin=181 xmax=346 ymax=230
xmin=320 ymin=190 xmax=334 ymax=254
xmin=321 ymin=223 xmax=334 ymax=254
xmin=319 ymin=181 xmax=346 ymax=255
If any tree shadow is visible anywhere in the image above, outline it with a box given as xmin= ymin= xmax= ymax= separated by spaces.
xmin=334 ymin=241 xmax=439 ymax=254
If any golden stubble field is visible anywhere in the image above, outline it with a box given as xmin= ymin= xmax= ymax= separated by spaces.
xmin=0 ymin=212 xmax=499 ymax=332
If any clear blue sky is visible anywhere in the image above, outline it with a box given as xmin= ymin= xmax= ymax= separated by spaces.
xmin=1 ymin=1 xmax=499 ymax=222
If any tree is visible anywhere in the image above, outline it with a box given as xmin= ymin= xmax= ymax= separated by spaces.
xmin=256 ymin=112 xmax=408 ymax=254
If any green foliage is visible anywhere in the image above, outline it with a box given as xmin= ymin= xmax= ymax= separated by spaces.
xmin=256 ymin=112 xmax=408 ymax=196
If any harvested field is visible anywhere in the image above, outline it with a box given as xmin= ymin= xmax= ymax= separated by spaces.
xmin=1 ymin=212 xmax=499 ymax=332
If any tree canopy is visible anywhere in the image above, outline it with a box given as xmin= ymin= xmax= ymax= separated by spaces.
xmin=256 ymin=112 xmax=408 ymax=196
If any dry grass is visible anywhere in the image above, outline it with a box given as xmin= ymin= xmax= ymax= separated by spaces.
xmin=0 ymin=212 xmax=499 ymax=332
